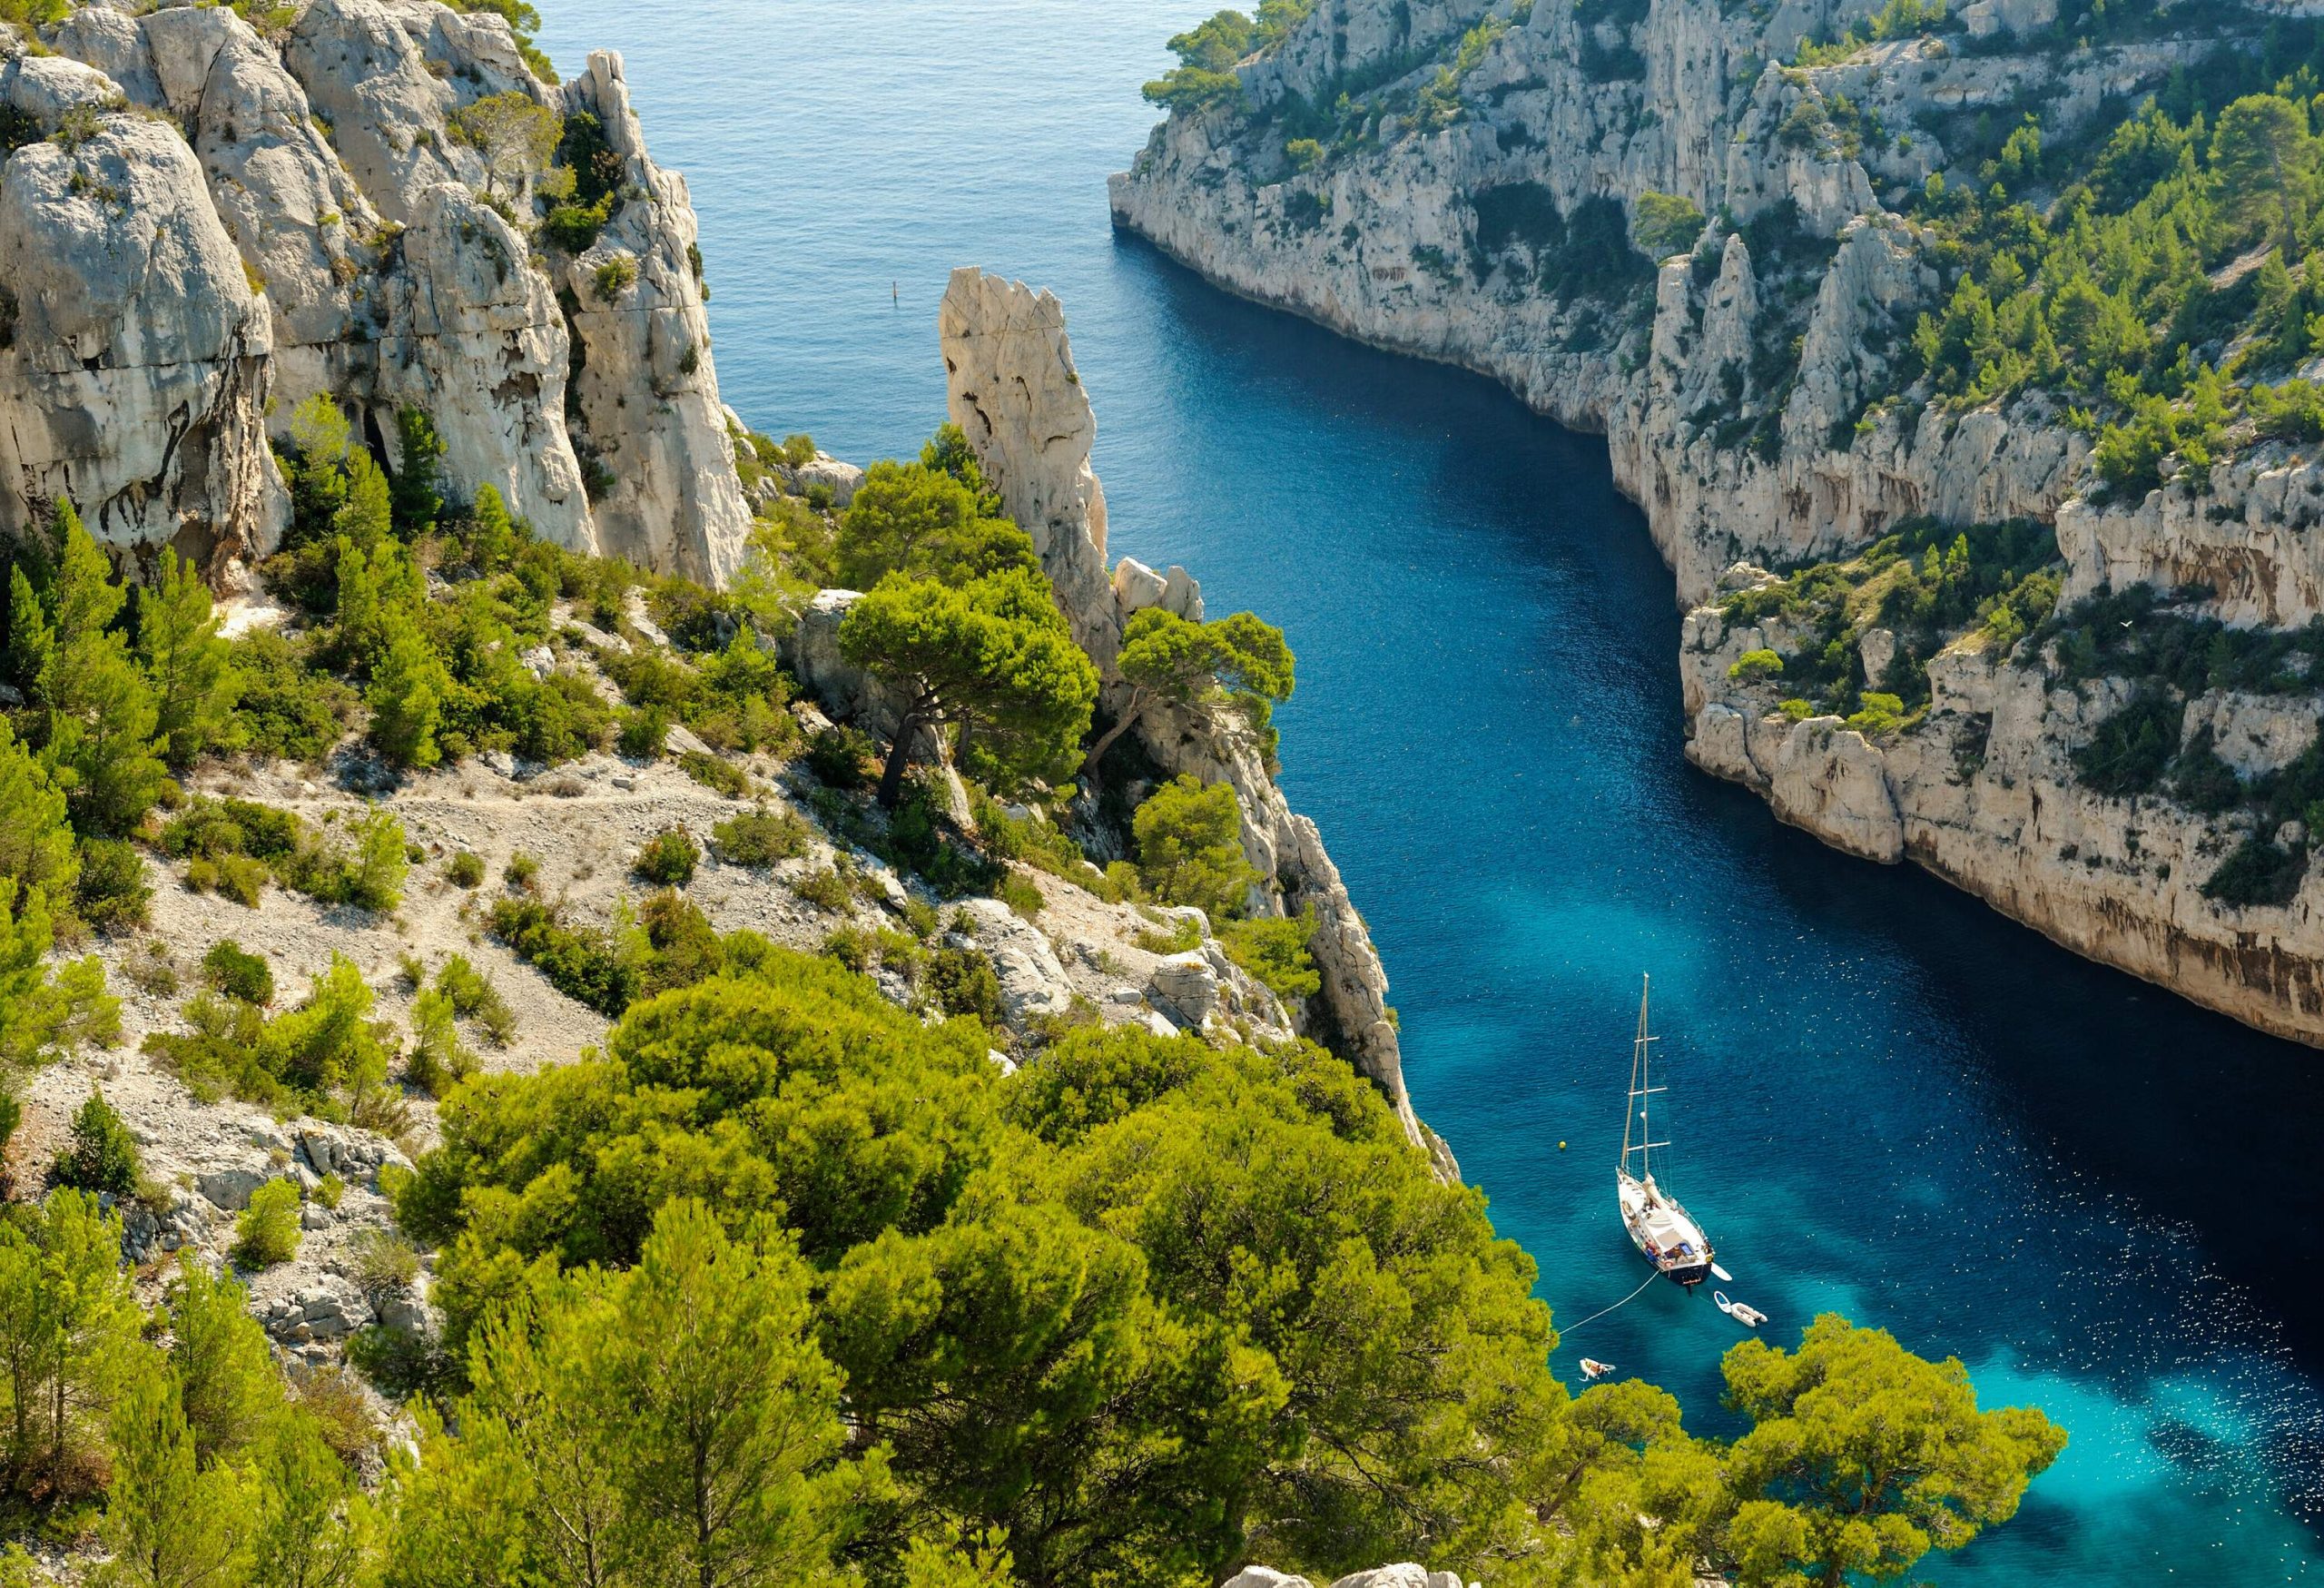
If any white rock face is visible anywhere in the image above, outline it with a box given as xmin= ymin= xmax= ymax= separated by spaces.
xmin=0 ymin=115 xmax=285 ymax=564
xmin=3 ymin=3 xmax=746 ymax=584
xmin=558 ymin=51 xmax=751 ymax=586
xmin=382 ymin=182 xmax=594 ymax=549
xmin=939 ymin=267 xmax=1120 ymax=662
xmin=1108 ymin=1 xmax=2324 ymax=1047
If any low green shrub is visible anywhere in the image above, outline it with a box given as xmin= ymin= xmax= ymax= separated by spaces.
xmin=634 ymin=826 xmax=700 ymax=885
xmin=924 ymin=945 xmax=1002 ymax=1027
xmin=997 ymin=873 xmax=1044 ymax=920
xmin=446 ymin=851 xmax=487 ymax=888
xmin=74 ymin=839 xmax=152 ymax=933
xmin=1133 ymin=913 xmax=1204 ymax=955
xmin=489 ymin=896 xmax=635 ymax=1015
xmin=407 ymin=988 xmax=477 ymax=1097
xmin=709 ymin=805 xmax=810 ymax=866
xmin=806 ymin=725 xmax=875 ymax=789
xmin=235 ymin=1179 xmax=303 ymax=1267
xmin=616 ymin=706 xmax=670 ymax=760
xmin=678 ymin=750 xmax=751 ymax=798
xmin=436 ymin=955 xmax=516 ymax=1045
xmin=2201 ymin=836 xmax=2309 ymax=909
xmin=50 ymin=1089 xmax=140 ymax=1198
xmin=1221 ymin=910 xmax=1322 ymax=1001
xmin=793 ymin=866 xmax=850 ymax=912
xmin=202 ymin=941 xmax=275 ymax=1005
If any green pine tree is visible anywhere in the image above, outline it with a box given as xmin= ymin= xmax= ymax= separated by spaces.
xmin=94 ymin=1362 xmax=252 ymax=1588
xmin=366 ymin=633 xmax=450 ymax=770
xmin=136 ymin=550 xmax=242 ymax=772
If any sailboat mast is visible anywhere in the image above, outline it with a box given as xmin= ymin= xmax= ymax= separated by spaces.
xmin=1636 ymin=975 xmax=1650 ymax=1182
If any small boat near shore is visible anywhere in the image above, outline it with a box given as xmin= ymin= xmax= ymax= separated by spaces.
xmin=1714 ymin=1291 xmax=1767 ymax=1327
xmin=1579 ymin=1358 xmax=1616 ymax=1381
xmin=1617 ymin=976 xmax=1717 ymax=1289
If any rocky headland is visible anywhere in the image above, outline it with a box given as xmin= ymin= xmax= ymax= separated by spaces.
xmin=0 ymin=0 xmax=1442 ymax=1393
xmin=1109 ymin=0 xmax=2324 ymax=1046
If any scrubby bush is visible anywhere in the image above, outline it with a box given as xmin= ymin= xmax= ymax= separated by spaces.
xmin=504 ymin=851 xmax=541 ymax=891
xmin=447 ymin=851 xmax=486 ymax=888
xmin=1132 ymin=775 xmax=1256 ymax=921
xmin=616 ymin=705 xmax=670 ymax=760
xmin=1846 ymin=692 xmax=1907 ymax=735
xmin=437 ymin=955 xmax=516 ymax=1045
xmin=592 ymin=254 xmax=638 ymax=301
xmin=1728 ymin=647 xmax=1784 ymax=682
xmin=793 ymin=866 xmax=851 ymax=912
xmin=51 ymin=1089 xmax=140 ymax=1197
xmin=201 ymin=941 xmax=274 ymax=1005
xmin=1221 ymin=909 xmax=1322 ymax=1001
xmin=924 ymin=945 xmax=1003 ymax=1027
xmin=679 ymin=749 xmax=751 ymax=798
xmin=73 ymin=839 xmax=151 ymax=933
xmin=807 ymin=725 xmax=875 ymax=789
xmin=489 ymin=897 xmax=635 ymax=1015
xmin=407 ymin=988 xmax=477 ymax=1097
xmin=634 ymin=826 xmax=700 ymax=884
xmin=234 ymin=1179 xmax=302 ymax=1267
xmin=2201 ymin=835 xmax=2309 ymax=908
xmin=709 ymin=805 xmax=810 ymax=866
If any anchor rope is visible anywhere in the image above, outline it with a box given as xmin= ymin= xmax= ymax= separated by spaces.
xmin=1559 ymin=1269 xmax=1662 ymax=1338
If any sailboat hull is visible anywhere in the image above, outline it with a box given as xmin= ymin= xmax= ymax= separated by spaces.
xmin=1618 ymin=1170 xmax=1714 ymax=1288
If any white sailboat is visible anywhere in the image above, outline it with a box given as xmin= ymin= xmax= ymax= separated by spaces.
xmin=1618 ymin=975 xmax=1716 ymax=1288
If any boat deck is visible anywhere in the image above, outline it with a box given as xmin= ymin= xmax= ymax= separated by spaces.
xmin=1620 ymin=1174 xmax=1710 ymax=1268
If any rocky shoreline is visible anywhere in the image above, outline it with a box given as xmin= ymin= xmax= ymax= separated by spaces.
xmin=1108 ymin=0 xmax=2324 ymax=1047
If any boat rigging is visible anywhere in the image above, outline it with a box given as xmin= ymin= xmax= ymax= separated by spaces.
xmin=1617 ymin=975 xmax=1716 ymax=1288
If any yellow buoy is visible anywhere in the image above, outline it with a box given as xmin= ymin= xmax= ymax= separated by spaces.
xmin=1558 ymin=1140 xmax=1567 ymax=1149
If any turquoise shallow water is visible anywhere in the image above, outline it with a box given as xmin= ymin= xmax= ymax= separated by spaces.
xmin=539 ymin=4 xmax=2324 ymax=1579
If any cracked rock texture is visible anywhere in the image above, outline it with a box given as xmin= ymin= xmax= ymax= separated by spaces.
xmin=4 ymin=0 xmax=745 ymax=583
xmin=1110 ymin=0 xmax=2324 ymax=1046
xmin=935 ymin=269 xmax=1442 ymax=1162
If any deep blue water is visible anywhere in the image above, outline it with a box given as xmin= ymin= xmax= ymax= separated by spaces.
xmin=540 ymin=4 xmax=2324 ymax=1580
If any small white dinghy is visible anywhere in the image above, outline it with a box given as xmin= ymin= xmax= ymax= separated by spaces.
xmin=1579 ymin=1358 xmax=1617 ymax=1381
xmin=1713 ymin=1290 xmax=1767 ymax=1328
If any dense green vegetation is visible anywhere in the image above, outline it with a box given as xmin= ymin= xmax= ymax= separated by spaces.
xmin=1885 ymin=22 xmax=2324 ymax=492
xmin=1719 ymin=518 xmax=2061 ymax=725
xmin=374 ymin=951 xmax=2061 ymax=1586
xmin=0 ymin=363 xmax=2061 ymax=1585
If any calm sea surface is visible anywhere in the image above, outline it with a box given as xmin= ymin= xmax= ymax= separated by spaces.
xmin=540 ymin=4 xmax=2324 ymax=1579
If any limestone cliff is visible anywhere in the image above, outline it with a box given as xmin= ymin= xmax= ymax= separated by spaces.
xmin=1 ymin=0 xmax=746 ymax=581
xmin=935 ymin=268 xmax=1438 ymax=1160
xmin=1110 ymin=0 xmax=2324 ymax=1046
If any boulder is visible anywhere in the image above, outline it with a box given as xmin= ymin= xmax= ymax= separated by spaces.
xmin=1225 ymin=1572 xmax=1314 ymax=1588
xmin=956 ymin=898 xmax=1075 ymax=1022
xmin=197 ymin=1168 xmax=270 ymax=1211
xmin=1858 ymin=627 xmax=1897 ymax=691
xmin=1147 ymin=952 xmax=1221 ymax=1029
xmin=1327 ymin=1569 xmax=1462 ymax=1588
xmin=793 ymin=454 xmax=864 ymax=508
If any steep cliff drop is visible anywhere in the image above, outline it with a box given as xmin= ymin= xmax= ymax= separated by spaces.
xmin=937 ymin=266 xmax=1450 ymax=1170
xmin=1109 ymin=0 xmax=2324 ymax=1049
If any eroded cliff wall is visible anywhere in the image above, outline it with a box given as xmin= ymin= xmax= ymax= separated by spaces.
xmin=1111 ymin=0 xmax=2324 ymax=1045
xmin=0 ymin=0 xmax=746 ymax=583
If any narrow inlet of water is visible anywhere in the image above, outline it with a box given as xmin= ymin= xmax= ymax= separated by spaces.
xmin=539 ymin=5 xmax=2324 ymax=1579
